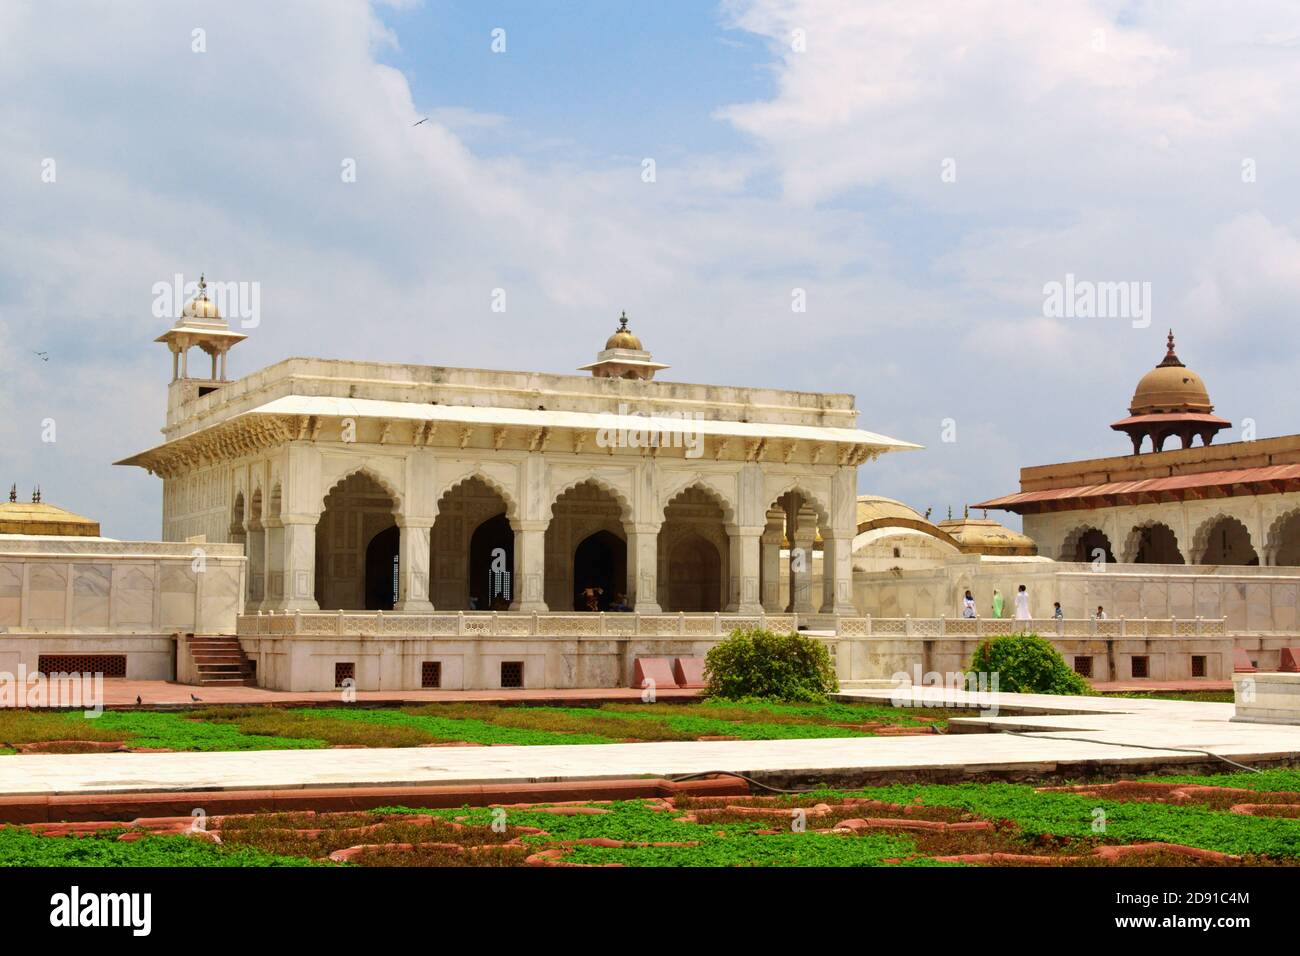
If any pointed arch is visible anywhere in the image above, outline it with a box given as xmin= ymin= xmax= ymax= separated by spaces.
xmin=1059 ymin=524 xmax=1115 ymax=564
xmin=437 ymin=469 xmax=519 ymax=522
xmin=1266 ymin=508 xmax=1300 ymax=566
xmin=662 ymin=478 xmax=736 ymax=525
xmin=765 ymin=479 xmax=831 ymax=528
xmin=660 ymin=474 xmax=736 ymax=524
xmin=1121 ymin=521 xmax=1184 ymax=565
xmin=316 ymin=466 xmax=401 ymax=518
xmin=1192 ymin=513 xmax=1258 ymax=566
xmin=549 ymin=474 xmax=632 ymax=523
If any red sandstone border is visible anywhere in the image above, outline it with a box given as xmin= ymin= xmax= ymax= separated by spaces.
xmin=0 ymin=774 xmax=749 ymax=825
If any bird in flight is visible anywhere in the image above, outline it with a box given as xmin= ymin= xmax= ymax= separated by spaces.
xmin=33 ymin=351 xmax=48 ymax=361
xmin=412 ymin=117 xmax=429 ymax=127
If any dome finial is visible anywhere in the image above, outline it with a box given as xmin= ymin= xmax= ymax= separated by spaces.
xmin=197 ymin=273 xmax=208 ymax=299
xmin=1159 ymin=328 xmax=1183 ymax=368
xmin=616 ymin=310 xmax=629 ymax=333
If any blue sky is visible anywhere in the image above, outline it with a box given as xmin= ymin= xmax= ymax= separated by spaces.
xmin=3 ymin=0 xmax=1300 ymax=539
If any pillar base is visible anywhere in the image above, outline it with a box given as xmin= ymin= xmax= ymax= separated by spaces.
xmin=393 ymin=600 xmax=434 ymax=613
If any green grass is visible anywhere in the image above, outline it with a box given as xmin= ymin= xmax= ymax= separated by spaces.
xmin=0 ymin=826 xmax=313 ymax=867
xmin=16 ymin=767 xmax=1300 ymax=866
xmin=0 ymin=699 xmax=947 ymax=753
xmin=861 ymin=781 xmax=1300 ymax=858
xmin=1102 ymin=690 xmax=1234 ymax=703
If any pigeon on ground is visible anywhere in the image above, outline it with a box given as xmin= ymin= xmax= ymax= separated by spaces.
xmin=190 ymin=693 xmax=202 ymax=702
xmin=135 ymin=696 xmax=142 ymax=705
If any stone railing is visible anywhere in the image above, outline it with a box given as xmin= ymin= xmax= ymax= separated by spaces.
xmin=833 ymin=616 xmax=1227 ymax=639
xmin=237 ymin=610 xmax=799 ymax=639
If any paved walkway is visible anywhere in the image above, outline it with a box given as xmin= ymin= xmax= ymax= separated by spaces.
xmin=1 ymin=690 xmax=1297 ymax=798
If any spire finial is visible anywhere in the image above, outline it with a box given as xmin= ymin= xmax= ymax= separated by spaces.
xmin=197 ymin=273 xmax=208 ymax=300
xmin=31 ymin=486 xmax=40 ymax=504
xmin=8 ymin=484 xmax=15 ymax=503
xmin=1158 ymin=328 xmax=1184 ymax=368
xmin=617 ymin=310 xmax=629 ymax=332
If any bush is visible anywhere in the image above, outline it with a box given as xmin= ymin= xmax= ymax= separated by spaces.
xmin=704 ymin=628 xmax=838 ymax=702
xmin=967 ymin=633 xmax=1090 ymax=695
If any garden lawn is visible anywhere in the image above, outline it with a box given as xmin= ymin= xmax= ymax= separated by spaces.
xmin=0 ymin=699 xmax=949 ymax=752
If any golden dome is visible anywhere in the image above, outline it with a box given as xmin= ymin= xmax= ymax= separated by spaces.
xmin=1129 ymin=331 xmax=1212 ymax=414
xmin=605 ymin=311 xmax=643 ymax=351
xmin=936 ymin=514 xmax=1038 ymax=557
xmin=182 ymin=274 xmax=221 ymax=321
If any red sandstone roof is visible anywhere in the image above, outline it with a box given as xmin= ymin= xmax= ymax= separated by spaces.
xmin=974 ymin=463 xmax=1300 ymax=513
xmin=1110 ymin=412 xmax=1231 ymax=429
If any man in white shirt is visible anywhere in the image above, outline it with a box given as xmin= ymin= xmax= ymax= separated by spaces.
xmin=1014 ymin=584 xmax=1031 ymax=620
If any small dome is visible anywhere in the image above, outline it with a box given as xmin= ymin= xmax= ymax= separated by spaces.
xmin=1128 ymin=331 xmax=1212 ymax=414
xmin=182 ymin=274 xmax=221 ymax=321
xmin=605 ymin=311 xmax=642 ymax=351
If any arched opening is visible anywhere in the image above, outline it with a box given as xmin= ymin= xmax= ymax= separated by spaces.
xmin=469 ymin=513 xmax=514 ymax=610
xmin=572 ymin=530 xmax=626 ymax=611
xmin=1197 ymin=515 xmax=1258 ymax=565
xmin=667 ymin=533 xmax=722 ymax=611
xmin=364 ymin=525 xmax=400 ymax=610
xmin=314 ymin=471 xmax=398 ymax=610
xmin=431 ymin=477 xmax=515 ymax=609
xmin=1268 ymin=512 xmax=1300 ymax=566
xmin=1068 ymin=527 xmax=1114 ymax=564
xmin=659 ymin=485 xmax=729 ymax=611
xmin=1128 ymin=523 xmax=1184 ymax=564
xmin=767 ymin=489 xmax=827 ymax=612
xmin=230 ymin=492 xmax=246 ymax=546
xmin=545 ymin=481 xmax=628 ymax=610
xmin=247 ymin=489 xmax=264 ymax=610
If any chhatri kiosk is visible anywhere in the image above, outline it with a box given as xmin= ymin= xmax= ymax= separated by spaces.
xmin=119 ymin=280 xmax=917 ymax=690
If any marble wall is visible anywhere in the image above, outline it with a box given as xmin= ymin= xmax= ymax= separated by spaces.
xmin=0 ymin=539 xmax=245 ymax=679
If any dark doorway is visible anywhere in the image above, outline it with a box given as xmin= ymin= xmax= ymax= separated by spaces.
xmin=364 ymin=525 xmax=400 ymax=610
xmin=1072 ymin=528 xmax=1115 ymax=564
xmin=572 ymin=530 xmax=626 ymax=611
xmin=668 ymin=533 xmax=722 ymax=611
xmin=469 ymin=513 xmax=514 ymax=610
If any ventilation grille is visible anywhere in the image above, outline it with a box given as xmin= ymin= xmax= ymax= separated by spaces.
xmin=500 ymin=661 xmax=523 ymax=689
xmin=335 ymin=661 xmax=356 ymax=688
xmin=1131 ymin=655 xmax=1149 ymax=679
xmin=37 ymin=655 xmax=126 ymax=678
xmin=421 ymin=661 xmax=442 ymax=689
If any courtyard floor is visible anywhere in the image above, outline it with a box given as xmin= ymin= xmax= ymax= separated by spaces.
xmin=0 ymin=690 xmax=1296 ymax=801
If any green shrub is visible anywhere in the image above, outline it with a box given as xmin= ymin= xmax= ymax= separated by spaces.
xmin=967 ymin=633 xmax=1090 ymax=695
xmin=704 ymin=628 xmax=838 ymax=702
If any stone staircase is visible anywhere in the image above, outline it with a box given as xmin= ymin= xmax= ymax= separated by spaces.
xmin=187 ymin=634 xmax=256 ymax=687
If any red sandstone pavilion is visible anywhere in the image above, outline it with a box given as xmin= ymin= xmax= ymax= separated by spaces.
xmin=975 ymin=331 xmax=1300 ymax=568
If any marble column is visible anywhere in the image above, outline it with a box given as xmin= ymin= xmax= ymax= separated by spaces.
xmin=725 ymin=524 xmax=764 ymax=614
xmin=787 ymin=503 xmax=817 ymax=614
xmin=510 ymin=519 xmax=549 ymax=612
xmin=394 ymin=516 xmax=434 ymax=611
xmin=820 ymin=530 xmax=857 ymax=615
xmin=263 ymin=515 xmax=285 ymax=609
xmin=625 ymin=523 xmax=662 ymax=613
xmin=245 ymin=519 xmax=265 ymax=612
xmin=760 ymin=508 xmax=784 ymax=612
xmin=280 ymin=516 xmax=320 ymax=611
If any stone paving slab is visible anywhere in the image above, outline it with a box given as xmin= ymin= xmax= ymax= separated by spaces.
xmin=0 ymin=690 xmax=1297 ymax=798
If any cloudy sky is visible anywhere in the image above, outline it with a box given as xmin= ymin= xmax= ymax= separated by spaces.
xmin=3 ymin=0 xmax=1299 ymax=539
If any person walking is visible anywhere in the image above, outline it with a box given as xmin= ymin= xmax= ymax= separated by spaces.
xmin=1014 ymin=584 xmax=1031 ymax=620
xmin=962 ymin=590 xmax=977 ymax=618
xmin=991 ymin=589 xmax=1004 ymax=619
xmin=1053 ymin=601 xmax=1063 ymax=620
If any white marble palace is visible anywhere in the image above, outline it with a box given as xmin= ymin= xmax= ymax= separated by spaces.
xmin=113 ymin=280 xmax=917 ymax=689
